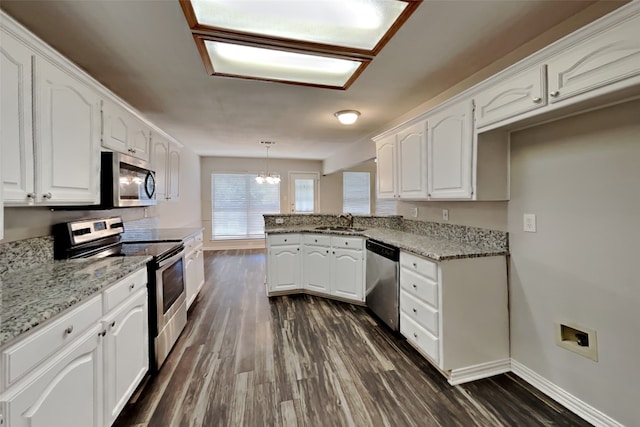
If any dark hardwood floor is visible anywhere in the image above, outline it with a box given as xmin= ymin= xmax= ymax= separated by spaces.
xmin=114 ymin=249 xmax=590 ymax=427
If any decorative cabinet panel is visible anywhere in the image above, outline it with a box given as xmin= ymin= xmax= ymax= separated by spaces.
xmin=331 ymin=247 xmax=364 ymax=301
xmin=185 ymin=234 xmax=205 ymax=309
xmin=1 ymin=28 xmax=34 ymax=204
xmin=427 ymin=100 xmax=474 ymax=200
xmin=152 ymin=134 xmax=180 ymax=201
xmin=475 ymin=66 xmax=547 ymax=128
xmin=303 ymin=244 xmax=332 ymax=294
xmin=267 ymin=234 xmax=301 ymax=293
xmin=374 ymin=134 xmax=397 ymax=199
xmin=374 ymin=119 xmax=428 ymax=201
xmin=547 ymin=12 xmax=640 ymax=105
xmin=101 ymin=100 xmax=150 ymax=162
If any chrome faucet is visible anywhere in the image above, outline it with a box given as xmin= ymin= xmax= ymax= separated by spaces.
xmin=338 ymin=213 xmax=354 ymax=228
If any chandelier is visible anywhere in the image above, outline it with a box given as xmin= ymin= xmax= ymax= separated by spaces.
xmin=256 ymin=141 xmax=280 ymax=184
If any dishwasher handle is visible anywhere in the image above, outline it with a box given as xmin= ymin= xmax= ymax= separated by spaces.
xmin=366 ymin=239 xmax=399 ymax=261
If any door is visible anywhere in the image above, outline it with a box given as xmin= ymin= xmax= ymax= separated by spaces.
xmin=375 ymin=134 xmax=396 ymax=199
xmin=1 ymin=29 xmax=35 ymax=204
xmin=332 ymin=248 xmax=364 ymax=301
xmin=35 ymin=56 xmax=101 ymax=205
xmin=427 ymin=100 xmax=474 ymax=200
xmin=289 ymin=172 xmax=318 ymax=213
xmin=268 ymin=245 xmax=301 ymax=291
xmin=303 ymin=245 xmax=331 ymax=293
xmin=103 ymin=290 xmax=148 ymax=427
xmin=397 ymin=120 xmax=428 ymax=199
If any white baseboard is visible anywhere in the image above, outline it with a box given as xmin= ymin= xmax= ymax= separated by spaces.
xmin=511 ymin=359 xmax=624 ymax=427
xmin=203 ymin=240 xmax=266 ymax=251
xmin=448 ymin=358 xmax=511 ymax=385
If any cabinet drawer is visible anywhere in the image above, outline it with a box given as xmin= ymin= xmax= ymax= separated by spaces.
xmin=303 ymin=234 xmax=331 ymax=246
xmin=400 ymin=268 xmax=438 ymax=308
xmin=268 ymin=234 xmax=300 ymax=246
xmin=2 ymin=294 xmax=102 ymax=388
xmin=400 ymin=252 xmax=437 ymax=280
xmin=331 ymin=236 xmax=363 ymax=250
xmin=400 ymin=312 xmax=439 ymax=364
xmin=103 ymin=268 xmax=148 ymax=313
xmin=185 ymin=231 xmax=204 ymax=252
xmin=400 ymin=290 xmax=439 ymax=337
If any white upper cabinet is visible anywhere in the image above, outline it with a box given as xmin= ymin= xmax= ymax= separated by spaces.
xmin=151 ymin=133 xmax=180 ymax=201
xmin=375 ymin=134 xmax=397 ymax=199
xmin=374 ymin=119 xmax=428 ymax=201
xmin=102 ymin=100 xmax=151 ymax=162
xmin=475 ymin=65 xmax=547 ymax=128
xmin=547 ymin=11 xmax=640 ymax=105
xmin=35 ymin=57 xmax=101 ymax=205
xmin=427 ymin=100 xmax=474 ymax=200
xmin=1 ymin=29 xmax=35 ymax=204
xmin=397 ymin=120 xmax=428 ymax=199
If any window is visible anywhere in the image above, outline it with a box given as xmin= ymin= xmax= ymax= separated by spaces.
xmin=343 ymin=172 xmax=371 ymax=214
xmin=211 ymin=173 xmax=280 ymax=240
xmin=375 ymin=198 xmax=398 ymax=215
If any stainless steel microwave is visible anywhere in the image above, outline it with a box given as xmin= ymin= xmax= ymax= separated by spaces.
xmin=101 ymin=152 xmax=157 ymax=208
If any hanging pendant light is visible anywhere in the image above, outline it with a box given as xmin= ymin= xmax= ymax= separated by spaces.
xmin=256 ymin=141 xmax=281 ymax=184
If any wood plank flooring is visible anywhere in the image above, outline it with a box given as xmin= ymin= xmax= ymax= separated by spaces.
xmin=114 ymin=249 xmax=590 ymax=427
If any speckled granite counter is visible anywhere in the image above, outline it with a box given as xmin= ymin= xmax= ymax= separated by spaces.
xmin=0 ymin=256 xmax=151 ymax=348
xmin=120 ymin=227 xmax=203 ymax=243
xmin=265 ymin=226 xmax=507 ymax=261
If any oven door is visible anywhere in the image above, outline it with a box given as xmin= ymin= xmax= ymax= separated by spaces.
xmin=155 ymin=249 xmax=186 ymax=331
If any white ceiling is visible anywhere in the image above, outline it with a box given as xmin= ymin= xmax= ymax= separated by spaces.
xmin=0 ymin=1 xmax=622 ymax=161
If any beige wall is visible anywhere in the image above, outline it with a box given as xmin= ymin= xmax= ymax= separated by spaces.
xmin=321 ymin=160 xmax=377 ymax=215
xmin=508 ymin=99 xmax=640 ymax=426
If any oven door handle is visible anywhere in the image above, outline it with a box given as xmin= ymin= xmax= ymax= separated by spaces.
xmin=157 ymin=248 xmax=185 ymax=269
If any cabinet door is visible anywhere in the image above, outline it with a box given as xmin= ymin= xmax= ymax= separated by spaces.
xmin=168 ymin=147 xmax=180 ymax=200
xmin=1 ymin=326 xmax=103 ymax=427
xmin=35 ymin=57 xmax=100 ymax=205
xmin=185 ymin=250 xmax=198 ymax=309
xmin=268 ymin=245 xmax=301 ymax=292
xmin=193 ymin=246 xmax=205 ymax=296
xmin=303 ymin=245 xmax=331 ymax=294
xmin=427 ymin=100 xmax=474 ymax=200
xmin=151 ymin=135 xmax=168 ymax=200
xmin=547 ymin=13 xmax=640 ymax=104
xmin=101 ymin=100 xmax=130 ymax=155
xmin=375 ymin=135 xmax=397 ymax=199
xmin=1 ymin=29 xmax=35 ymax=204
xmin=130 ymin=119 xmax=150 ymax=162
xmin=475 ymin=65 xmax=547 ymax=128
xmin=397 ymin=120 xmax=428 ymax=199
xmin=103 ymin=290 xmax=148 ymax=427
xmin=332 ymin=248 xmax=364 ymax=301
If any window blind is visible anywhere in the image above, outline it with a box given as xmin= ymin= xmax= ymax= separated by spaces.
xmin=343 ymin=172 xmax=371 ymax=214
xmin=211 ymin=173 xmax=280 ymax=240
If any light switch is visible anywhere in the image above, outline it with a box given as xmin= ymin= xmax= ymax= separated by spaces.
xmin=442 ymin=209 xmax=449 ymax=221
xmin=275 ymin=218 xmax=284 ymax=224
xmin=412 ymin=207 xmax=418 ymax=218
xmin=523 ymin=213 xmax=536 ymax=232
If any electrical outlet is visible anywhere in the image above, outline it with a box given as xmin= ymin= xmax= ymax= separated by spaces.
xmin=523 ymin=213 xmax=536 ymax=232
xmin=412 ymin=207 xmax=418 ymax=218
xmin=442 ymin=209 xmax=449 ymax=221
xmin=275 ymin=218 xmax=284 ymax=224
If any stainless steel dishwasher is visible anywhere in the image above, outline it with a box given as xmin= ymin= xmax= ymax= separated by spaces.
xmin=365 ymin=239 xmax=400 ymax=331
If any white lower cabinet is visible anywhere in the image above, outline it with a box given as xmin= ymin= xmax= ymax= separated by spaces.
xmin=399 ymin=251 xmax=509 ymax=385
xmin=269 ymin=234 xmax=365 ymax=303
xmin=185 ymin=233 xmax=205 ymax=309
xmin=0 ymin=267 xmax=149 ymax=427
xmin=267 ymin=234 xmax=301 ymax=293
xmin=1 ymin=324 xmax=103 ymax=427
xmin=102 ymin=289 xmax=148 ymax=427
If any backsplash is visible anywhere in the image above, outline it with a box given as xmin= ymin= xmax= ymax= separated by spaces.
xmin=0 ymin=236 xmax=54 ymax=276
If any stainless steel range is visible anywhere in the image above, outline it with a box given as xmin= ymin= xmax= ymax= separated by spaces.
xmin=53 ymin=216 xmax=187 ymax=371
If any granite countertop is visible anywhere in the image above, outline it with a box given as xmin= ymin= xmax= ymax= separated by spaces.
xmin=121 ymin=227 xmax=204 ymax=243
xmin=0 ymin=256 xmax=151 ymax=348
xmin=265 ymin=226 xmax=507 ymax=261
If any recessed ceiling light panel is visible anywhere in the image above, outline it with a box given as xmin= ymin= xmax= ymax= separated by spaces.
xmin=189 ymin=0 xmax=409 ymax=52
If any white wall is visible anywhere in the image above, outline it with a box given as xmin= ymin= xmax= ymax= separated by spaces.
xmin=508 ymin=99 xmax=640 ymax=426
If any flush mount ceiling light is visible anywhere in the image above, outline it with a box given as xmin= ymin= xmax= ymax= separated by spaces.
xmin=256 ymin=141 xmax=280 ymax=184
xmin=180 ymin=0 xmax=422 ymax=89
xmin=335 ymin=110 xmax=361 ymax=125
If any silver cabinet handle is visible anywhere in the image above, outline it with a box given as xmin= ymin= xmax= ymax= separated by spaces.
xmin=532 ymin=97 xmax=542 ymax=103
xmin=64 ymin=326 xmax=74 ymax=335
xmin=412 ymin=262 xmax=417 ymax=268
xmin=413 ymin=333 xmax=418 ymax=338
xmin=27 ymin=193 xmax=36 ymax=199
xmin=99 ymin=330 xmax=106 ymax=337
xmin=42 ymin=192 xmax=52 ymax=199
xmin=412 ymin=284 xmax=417 ymax=288
xmin=111 ymin=321 xmax=116 ymax=328
xmin=412 ymin=308 xmax=417 ymax=313
xmin=345 ymin=242 xmax=348 ymax=246
xmin=129 ymin=283 xmax=135 ymax=290
xmin=550 ymin=91 xmax=560 ymax=98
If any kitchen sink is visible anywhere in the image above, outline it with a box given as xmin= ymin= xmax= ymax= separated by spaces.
xmin=314 ymin=226 xmax=365 ymax=232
